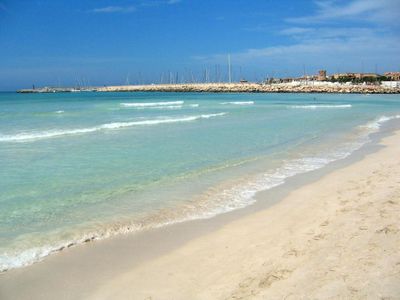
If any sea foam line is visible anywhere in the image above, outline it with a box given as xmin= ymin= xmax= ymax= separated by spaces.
xmin=132 ymin=105 xmax=183 ymax=110
xmin=210 ymin=114 xmax=400 ymax=217
xmin=289 ymin=104 xmax=352 ymax=109
xmin=221 ymin=101 xmax=254 ymax=105
xmin=0 ymin=113 xmax=227 ymax=142
xmin=121 ymin=101 xmax=184 ymax=107
xmin=361 ymin=114 xmax=400 ymax=130
xmin=128 ymin=104 xmax=199 ymax=110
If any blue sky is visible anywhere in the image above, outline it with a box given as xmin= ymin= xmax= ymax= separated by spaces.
xmin=0 ymin=0 xmax=399 ymax=90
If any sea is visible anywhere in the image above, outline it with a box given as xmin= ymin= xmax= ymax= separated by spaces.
xmin=1 ymin=91 xmax=400 ymax=271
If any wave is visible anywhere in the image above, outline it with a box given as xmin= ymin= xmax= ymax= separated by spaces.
xmin=2 ymin=113 xmax=398 ymax=272
xmin=121 ymin=102 xmax=199 ymax=110
xmin=131 ymin=105 xmax=184 ymax=110
xmin=221 ymin=101 xmax=254 ymax=105
xmin=289 ymin=104 xmax=352 ymax=109
xmin=55 ymin=110 xmax=64 ymax=114
xmin=361 ymin=114 xmax=400 ymax=130
xmin=0 ymin=113 xmax=227 ymax=143
xmin=120 ymin=101 xmax=184 ymax=107
xmin=210 ymin=114 xmax=400 ymax=218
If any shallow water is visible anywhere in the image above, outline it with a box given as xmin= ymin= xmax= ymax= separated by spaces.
xmin=1 ymin=91 xmax=399 ymax=271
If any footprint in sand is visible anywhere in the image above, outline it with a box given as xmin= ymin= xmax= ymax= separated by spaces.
xmin=258 ymin=269 xmax=293 ymax=288
xmin=376 ymin=224 xmax=399 ymax=234
xmin=313 ymin=233 xmax=326 ymax=240
xmin=283 ymin=248 xmax=303 ymax=258
xmin=320 ymin=220 xmax=329 ymax=227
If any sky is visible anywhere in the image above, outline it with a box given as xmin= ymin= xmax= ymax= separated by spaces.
xmin=0 ymin=0 xmax=399 ymax=90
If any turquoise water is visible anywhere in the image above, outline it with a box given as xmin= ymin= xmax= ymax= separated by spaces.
xmin=1 ymin=92 xmax=400 ymax=271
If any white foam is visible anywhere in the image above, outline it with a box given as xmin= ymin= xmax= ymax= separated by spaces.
xmin=132 ymin=105 xmax=183 ymax=110
xmin=0 ymin=113 xmax=227 ymax=142
xmin=122 ymin=103 xmax=199 ymax=110
xmin=121 ymin=101 xmax=184 ymax=107
xmin=54 ymin=110 xmax=64 ymax=114
xmin=221 ymin=101 xmax=254 ymax=105
xmin=203 ymin=114 xmax=400 ymax=220
xmin=191 ymin=146 xmax=360 ymax=220
xmin=0 ymin=222 xmax=144 ymax=272
xmin=361 ymin=115 xmax=400 ymax=130
xmin=289 ymin=104 xmax=352 ymax=109
xmin=0 ymin=247 xmax=54 ymax=272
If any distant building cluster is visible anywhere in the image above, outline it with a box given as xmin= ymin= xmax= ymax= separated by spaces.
xmin=384 ymin=72 xmax=400 ymax=81
xmin=331 ymin=72 xmax=378 ymax=80
xmin=266 ymin=70 xmax=400 ymax=85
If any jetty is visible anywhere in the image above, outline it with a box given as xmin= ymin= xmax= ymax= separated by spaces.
xmin=17 ymin=82 xmax=400 ymax=94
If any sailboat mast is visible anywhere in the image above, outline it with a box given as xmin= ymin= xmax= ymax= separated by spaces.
xmin=228 ymin=54 xmax=232 ymax=83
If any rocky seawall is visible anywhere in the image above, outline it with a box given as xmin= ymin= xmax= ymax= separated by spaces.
xmin=18 ymin=83 xmax=400 ymax=94
xmin=98 ymin=83 xmax=400 ymax=94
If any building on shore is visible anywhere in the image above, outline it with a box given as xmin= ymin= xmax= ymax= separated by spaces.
xmin=384 ymin=72 xmax=400 ymax=81
xmin=317 ymin=70 xmax=327 ymax=81
xmin=332 ymin=73 xmax=379 ymax=80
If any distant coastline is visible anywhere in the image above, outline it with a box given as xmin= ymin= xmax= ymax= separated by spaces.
xmin=17 ymin=82 xmax=400 ymax=94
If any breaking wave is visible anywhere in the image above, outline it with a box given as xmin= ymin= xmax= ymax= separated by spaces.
xmin=289 ymin=104 xmax=352 ymax=109
xmin=221 ymin=101 xmax=254 ymax=105
xmin=120 ymin=101 xmax=184 ymax=107
xmin=360 ymin=114 xmax=400 ymax=130
xmin=0 ymin=113 xmax=227 ymax=142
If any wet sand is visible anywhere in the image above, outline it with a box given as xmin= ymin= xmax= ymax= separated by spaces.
xmin=1 ymin=131 xmax=400 ymax=299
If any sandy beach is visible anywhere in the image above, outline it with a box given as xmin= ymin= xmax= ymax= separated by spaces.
xmin=1 ymin=130 xmax=400 ymax=299
xmin=3 ymin=0 xmax=400 ymax=298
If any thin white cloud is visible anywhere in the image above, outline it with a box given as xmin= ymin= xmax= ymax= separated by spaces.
xmin=195 ymin=32 xmax=400 ymax=75
xmin=196 ymin=0 xmax=400 ymax=74
xmin=279 ymin=27 xmax=384 ymax=40
xmin=197 ymin=33 xmax=399 ymax=62
xmin=93 ymin=0 xmax=181 ymax=12
xmin=91 ymin=6 xmax=136 ymax=14
xmin=140 ymin=0 xmax=182 ymax=7
xmin=288 ymin=0 xmax=400 ymax=24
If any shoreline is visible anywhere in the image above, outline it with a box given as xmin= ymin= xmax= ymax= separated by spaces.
xmin=17 ymin=82 xmax=400 ymax=94
xmin=0 ymin=112 xmax=395 ymax=273
xmin=1 ymin=121 xmax=399 ymax=298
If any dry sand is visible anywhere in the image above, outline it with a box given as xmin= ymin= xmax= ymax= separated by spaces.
xmin=1 ymin=131 xmax=400 ymax=299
